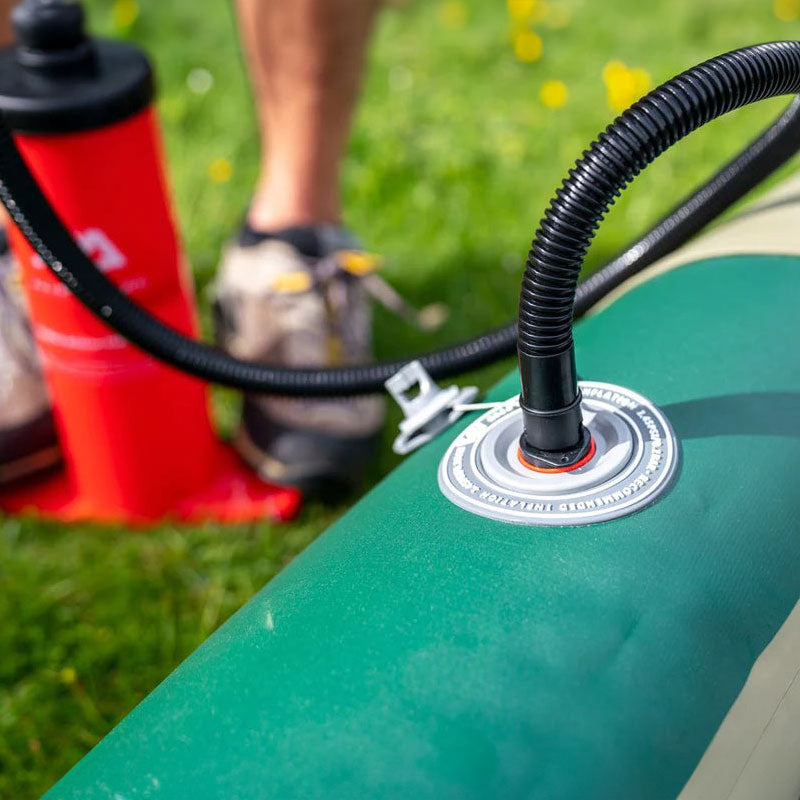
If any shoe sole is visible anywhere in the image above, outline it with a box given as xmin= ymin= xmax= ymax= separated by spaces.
xmin=234 ymin=422 xmax=379 ymax=498
xmin=0 ymin=444 xmax=61 ymax=486
xmin=0 ymin=410 xmax=61 ymax=487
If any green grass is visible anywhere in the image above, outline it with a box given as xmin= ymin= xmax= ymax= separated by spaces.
xmin=2 ymin=0 xmax=799 ymax=795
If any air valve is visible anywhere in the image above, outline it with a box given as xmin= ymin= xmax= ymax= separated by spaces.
xmin=438 ymin=381 xmax=678 ymax=526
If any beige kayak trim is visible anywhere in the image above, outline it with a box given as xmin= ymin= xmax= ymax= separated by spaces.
xmin=589 ymin=171 xmax=800 ymax=315
xmin=678 ymin=597 xmax=800 ymax=800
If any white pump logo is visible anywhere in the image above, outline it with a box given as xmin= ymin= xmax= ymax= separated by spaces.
xmin=30 ymin=227 xmax=127 ymax=272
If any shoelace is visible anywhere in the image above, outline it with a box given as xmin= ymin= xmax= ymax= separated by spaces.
xmin=323 ymin=250 xmax=449 ymax=333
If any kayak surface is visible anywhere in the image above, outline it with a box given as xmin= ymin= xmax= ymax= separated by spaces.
xmin=46 ymin=255 xmax=800 ymax=799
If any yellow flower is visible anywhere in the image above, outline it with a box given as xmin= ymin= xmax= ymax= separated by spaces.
xmin=59 ymin=666 xmax=77 ymax=685
xmin=507 ymin=0 xmax=535 ymax=20
xmin=513 ymin=29 xmax=543 ymax=63
xmin=602 ymin=59 xmax=628 ymax=84
xmin=774 ymin=0 xmax=800 ymax=20
xmin=630 ymin=67 xmax=652 ymax=96
xmin=207 ymin=158 xmax=233 ymax=184
xmin=111 ymin=0 xmax=139 ymax=30
xmin=602 ymin=60 xmax=652 ymax=111
xmin=508 ymin=0 xmax=550 ymax=23
xmin=540 ymin=79 xmax=568 ymax=108
xmin=439 ymin=1 xmax=467 ymax=27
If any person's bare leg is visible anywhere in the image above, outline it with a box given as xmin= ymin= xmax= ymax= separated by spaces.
xmin=234 ymin=0 xmax=380 ymax=231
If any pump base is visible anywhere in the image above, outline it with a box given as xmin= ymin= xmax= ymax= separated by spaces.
xmin=0 ymin=440 xmax=301 ymax=525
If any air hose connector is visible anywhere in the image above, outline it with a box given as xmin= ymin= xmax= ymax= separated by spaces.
xmin=518 ymin=348 xmax=590 ymax=467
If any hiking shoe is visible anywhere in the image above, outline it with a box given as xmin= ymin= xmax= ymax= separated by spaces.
xmin=213 ymin=224 xmax=386 ymax=493
xmin=0 ymin=230 xmax=60 ymax=485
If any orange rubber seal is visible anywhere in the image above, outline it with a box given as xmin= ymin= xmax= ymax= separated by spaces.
xmin=517 ymin=436 xmax=596 ymax=474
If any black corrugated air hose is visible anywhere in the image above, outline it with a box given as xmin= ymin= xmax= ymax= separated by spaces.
xmin=0 ymin=43 xmax=798 ymax=405
xmin=518 ymin=42 xmax=800 ymax=466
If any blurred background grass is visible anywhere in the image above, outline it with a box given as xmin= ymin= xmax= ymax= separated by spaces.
xmin=1 ymin=0 xmax=799 ymax=795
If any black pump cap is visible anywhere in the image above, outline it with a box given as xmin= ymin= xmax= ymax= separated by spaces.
xmin=13 ymin=0 xmax=86 ymax=52
xmin=0 ymin=0 xmax=153 ymax=133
